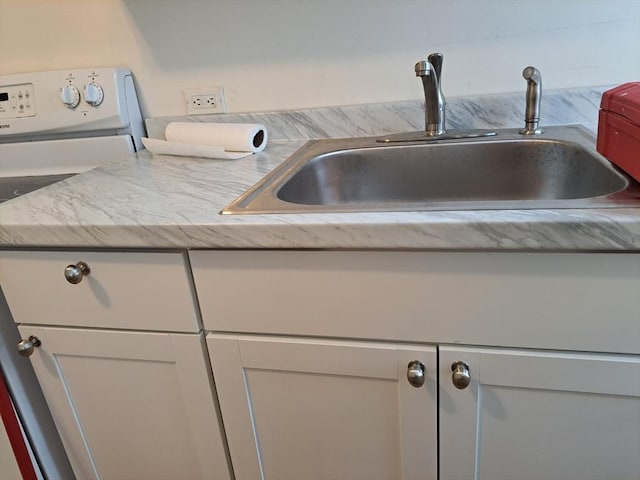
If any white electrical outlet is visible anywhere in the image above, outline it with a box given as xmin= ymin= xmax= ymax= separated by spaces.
xmin=184 ymin=87 xmax=227 ymax=115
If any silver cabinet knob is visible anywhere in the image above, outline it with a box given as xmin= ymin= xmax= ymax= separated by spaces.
xmin=407 ymin=360 xmax=426 ymax=388
xmin=451 ymin=361 xmax=470 ymax=389
xmin=17 ymin=336 xmax=41 ymax=357
xmin=64 ymin=261 xmax=90 ymax=284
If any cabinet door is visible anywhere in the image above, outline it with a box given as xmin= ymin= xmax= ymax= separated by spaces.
xmin=19 ymin=326 xmax=231 ymax=480
xmin=439 ymin=346 xmax=640 ymax=480
xmin=208 ymin=334 xmax=437 ymax=480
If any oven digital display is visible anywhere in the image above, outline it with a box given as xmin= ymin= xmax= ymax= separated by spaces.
xmin=0 ymin=92 xmax=8 ymax=102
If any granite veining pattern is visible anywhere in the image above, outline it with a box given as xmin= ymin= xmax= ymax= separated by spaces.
xmin=1 ymin=86 xmax=639 ymax=251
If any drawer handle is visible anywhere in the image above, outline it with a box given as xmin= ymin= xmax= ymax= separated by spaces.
xmin=451 ymin=361 xmax=470 ymax=389
xmin=407 ymin=360 xmax=426 ymax=388
xmin=17 ymin=336 xmax=41 ymax=357
xmin=64 ymin=261 xmax=91 ymax=284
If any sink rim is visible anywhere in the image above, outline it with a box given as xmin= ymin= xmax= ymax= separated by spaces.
xmin=221 ymin=125 xmax=640 ymax=215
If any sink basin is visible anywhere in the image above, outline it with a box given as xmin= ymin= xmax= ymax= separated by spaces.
xmin=222 ymin=126 xmax=640 ymax=214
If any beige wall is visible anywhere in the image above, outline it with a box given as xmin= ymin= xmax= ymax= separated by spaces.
xmin=1 ymin=0 xmax=639 ymax=118
xmin=0 ymin=424 xmax=22 ymax=480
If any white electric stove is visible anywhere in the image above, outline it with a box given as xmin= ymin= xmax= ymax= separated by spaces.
xmin=0 ymin=67 xmax=145 ymax=202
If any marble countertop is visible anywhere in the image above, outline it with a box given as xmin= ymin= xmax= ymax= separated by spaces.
xmin=1 ymin=87 xmax=639 ymax=251
xmin=1 ymin=138 xmax=640 ymax=251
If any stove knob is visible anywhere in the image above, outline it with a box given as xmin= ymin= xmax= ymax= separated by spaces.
xmin=84 ymin=83 xmax=104 ymax=107
xmin=60 ymin=85 xmax=81 ymax=109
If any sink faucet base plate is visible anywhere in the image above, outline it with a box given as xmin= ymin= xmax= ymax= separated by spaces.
xmin=378 ymin=129 xmax=497 ymax=143
xmin=519 ymin=126 xmax=544 ymax=136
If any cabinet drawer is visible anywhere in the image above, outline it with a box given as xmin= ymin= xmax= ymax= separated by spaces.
xmin=190 ymin=250 xmax=640 ymax=353
xmin=0 ymin=251 xmax=199 ymax=332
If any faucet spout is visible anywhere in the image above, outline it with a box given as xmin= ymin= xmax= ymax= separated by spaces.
xmin=415 ymin=53 xmax=446 ymax=136
xmin=520 ymin=66 xmax=543 ymax=135
xmin=377 ymin=52 xmax=498 ymax=143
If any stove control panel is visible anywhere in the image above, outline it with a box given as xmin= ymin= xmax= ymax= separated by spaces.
xmin=0 ymin=83 xmax=36 ymax=119
xmin=0 ymin=68 xmax=144 ymax=148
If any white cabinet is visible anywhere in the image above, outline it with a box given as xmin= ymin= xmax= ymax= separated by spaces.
xmin=0 ymin=250 xmax=200 ymax=332
xmin=191 ymin=250 xmax=640 ymax=480
xmin=207 ymin=336 xmax=640 ymax=480
xmin=207 ymin=335 xmax=437 ymax=480
xmin=3 ymin=248 xmax=640 ymax=479
xmin=439 ymin=347 xmax=640 ymax=480
xmin=0 ymin=250 xmax=232 ymax=480
xmin=190 ymin=250 xmax=640 ymax=354
xmin=19 ymin=327 xmax=230 ymax=480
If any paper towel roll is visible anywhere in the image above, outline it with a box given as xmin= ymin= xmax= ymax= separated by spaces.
xmin=165 ymin=122 xmax=268 ymax=153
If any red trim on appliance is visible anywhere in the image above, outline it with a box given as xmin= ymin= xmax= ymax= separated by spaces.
xmin=0 ymin=370 xmax=38 ymax=480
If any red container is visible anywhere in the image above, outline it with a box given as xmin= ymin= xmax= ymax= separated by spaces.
xmin=597 ymin=82 xmax=640 ymax=182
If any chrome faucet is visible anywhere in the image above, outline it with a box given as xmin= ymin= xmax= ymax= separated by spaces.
xmin=377 ymin=52 xmax=496 ymax=143
xmin=415 ymin=53 xmax=446 ymax=136
xmin=520 ymin=66 xmax=543 ymax=135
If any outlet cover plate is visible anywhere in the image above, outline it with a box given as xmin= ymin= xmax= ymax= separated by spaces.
xmin=184 ymin=87 xmax=227 ymax=115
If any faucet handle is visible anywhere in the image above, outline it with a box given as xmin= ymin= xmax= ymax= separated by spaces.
xmin=427 ymin=53 xmax=444 ymax=81
xmin=415 ymin=60 xmax=432 ymax=76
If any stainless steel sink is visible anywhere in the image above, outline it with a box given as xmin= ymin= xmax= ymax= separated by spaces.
xmin=222 ymin=126 xmax=640 ymax=214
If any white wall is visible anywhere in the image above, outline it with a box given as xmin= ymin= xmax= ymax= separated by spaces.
xmin=0 ymin=424 xmax=22 ymax=480
xmin=1 ymin=0 xmax=639 ymax=118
